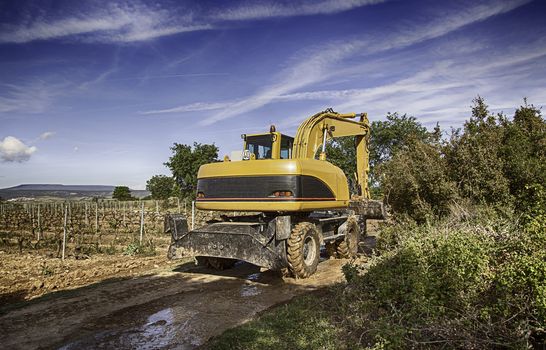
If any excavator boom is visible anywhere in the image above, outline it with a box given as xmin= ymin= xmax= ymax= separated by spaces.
xmin=292 ymin=109 xmax=371 ymax=198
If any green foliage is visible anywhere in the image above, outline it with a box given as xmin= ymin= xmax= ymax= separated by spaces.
xmin=325 ymin=136 xmax=357 ymax=192
xmin=500 ymin=100 xmax=546 ymax=213
xmin=369 ymin=112 xmax=430 ymax=166
xmin=325 ymin=112 xmax=431 ymax=198
xmin=123 ymin=242 xmax=139 ymax=255
xmin=123 ymin=239 xmax=156 ymax=256
xmin=339 ymin=211 xmax=545 ymax=348
xmin=206 ymin=293 xmax=345 ymax=350
xmin=369 ymin=112 xmax=430 ymax=191
xmin=379 ymin=97 xmax=546 ymax=222
xmin=341 ymin=260 xmax=362 ymax=283
xmin=380 ymin=139 xmax=458 ymax=223
xmin=164 ymin=142 xmax=218 ymax=199
xmin=102 ymin=244 xmax=117 ymax=255
xmin=41 ymin=262 xmax=53 ymax=276
xmin=112 ymin=186 xmax=134 ymax=201
xmin=445 ymin=97 xmax=512 ymax=207
xmin=146 ymin=175 xmax=176 ymax=200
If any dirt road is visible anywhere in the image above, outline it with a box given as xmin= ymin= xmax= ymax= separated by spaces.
xmin=0 ymin=256 xmax=352 ymax=350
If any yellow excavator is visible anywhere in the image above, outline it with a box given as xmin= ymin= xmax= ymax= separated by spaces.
xmin=166 ymin=109 xmax=385 ymax=278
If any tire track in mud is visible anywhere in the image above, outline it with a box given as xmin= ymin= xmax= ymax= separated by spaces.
xmin=0 ymin=258 xmax=350 ymax=350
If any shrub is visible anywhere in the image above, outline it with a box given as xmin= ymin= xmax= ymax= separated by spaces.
xmin=380 ymin=139 xmax=458 ymax=223
xmin=339 ymin=209 xmax=545 ymax=348
xmin=123 ymin=239 xmax=156 ymax=256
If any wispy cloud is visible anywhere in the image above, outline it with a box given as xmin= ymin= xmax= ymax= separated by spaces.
xmin=197 ymin=0 xmax=531 ymax=125
xmin=0 ymin=3 xmax=210 ymax=44
xmin=141 ymin=101 xmax=235 ymax=115
xmin=0 ymin=81 xmax=62 ymax=114
xmin=39 ymin=131 xmax=56 ymax=140
xmin=213 ymin=0 xmax=386 ymax=21
xmin=329 ymin=44 xmax=546 ymax=125
xmin=0 ymin=136 xmax=37 ymax=162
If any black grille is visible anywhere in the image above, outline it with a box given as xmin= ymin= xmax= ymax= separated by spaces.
xmin=196 ymin=175 xmax=335 ymax=201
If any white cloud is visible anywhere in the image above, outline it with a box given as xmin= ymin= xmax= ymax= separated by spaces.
xmin=141 ymin=101 xmax=235 ymax=115
xmin=199 ymin=0 xmax=531 ymax=125
xmin=0 ymin=0 xmax=530 ymax=45
xmin=214 ymin=0 xmax=386 ymax=21
xmin=0 ymin=81 xmax=61 ymax=114
xmin=39 ymin=131 xmax=55 ymax=140
xmin=0 ymin=136 xmax=37 ymax=162
xmin=0 ymin=3 xmax=210 ymax=44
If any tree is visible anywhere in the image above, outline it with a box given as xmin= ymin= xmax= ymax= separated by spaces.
xmin=325 ymin=136 xmax=357 ymax=191
xmin=369 ymin=112 xmax=430 ymax=169
xmin=500 ymin=99 xmax=546 ymax=213
xmin=164 ymin=142 xmax=218 ymax=199
xmin=146 ymin=175 xmax=176 ymax=200
xmin=323 ymin=112 xmax=431 ymax=198
xmin=445 ymin=97 xmax=511 ymax=207
xmin=381 ymin=138 xmax=458 ymax=223
xmin=112 ymin=186 xmax=134 ymax=201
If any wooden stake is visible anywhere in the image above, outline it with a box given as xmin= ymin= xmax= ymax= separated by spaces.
xmin=37 ymin=204 xmax=41 ymax=241
xmin=191 ymin=200 xmax=195 ymax=230
xmin=140 ymin=201 xmax=144 ymax=244
xmin=62 ymin=204 xmax=67 ymax=261
xmin=95 ymin=202 xmax=99 ymax=233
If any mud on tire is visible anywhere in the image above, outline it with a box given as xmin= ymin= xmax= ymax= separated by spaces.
xmin=336 ymin=216 xmax=360 ymax=259
xmin=287 ymin=222 xmax=320 ymax=278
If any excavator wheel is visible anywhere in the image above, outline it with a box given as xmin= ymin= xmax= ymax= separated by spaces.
xmin=196 ymin=256 xmax=236 ymax=270
xmin=287 ymin=222 xmax=320 ymax=278
xmin=336 ymin=216 xmax=360 ymax=259
xmin=325 ymin=241 xmax=337 ymax=258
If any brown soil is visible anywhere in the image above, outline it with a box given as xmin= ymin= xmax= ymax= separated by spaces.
xmin=0 ymin=253 xmax=362 ymax=350
xmin=0 ymin=221 xmax=379 ymax=350
xmin=0 ymin=249 xmax=175 ymax=306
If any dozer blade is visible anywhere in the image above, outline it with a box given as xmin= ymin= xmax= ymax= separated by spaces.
xmin=164 ymin=214 xmax=287 ymax=270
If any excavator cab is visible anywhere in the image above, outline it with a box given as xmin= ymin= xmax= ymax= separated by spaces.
xmin=243 ymin=131 xmax=294 ymax=160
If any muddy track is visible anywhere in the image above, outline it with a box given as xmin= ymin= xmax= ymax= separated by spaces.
xmin=0 ymin=257 xmax=353 ymax=350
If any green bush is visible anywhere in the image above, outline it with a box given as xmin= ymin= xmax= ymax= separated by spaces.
xmin=123 ymin=239 xmax=156 ymax=256
xmin=339 ymin=210 xmax=545 ymax=348
xmin=380 ymin=139 xmax=458 ymax=223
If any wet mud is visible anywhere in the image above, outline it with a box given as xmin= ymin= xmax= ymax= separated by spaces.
xmin=0 ymin=257 xmax=353 ymax=350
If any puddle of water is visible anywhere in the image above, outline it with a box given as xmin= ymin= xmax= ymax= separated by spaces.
xmin=240 ymin=283 xmax=261 ymax=297
xmin=246 ymin=273 xmax=261 ymax=281
xmin=59 ymin=307 xmax=201 ymax=350
xmin=240 ymin=272 xmax=264 ymax=297
xmin=139 ymin=308 xmax=175 ymax=347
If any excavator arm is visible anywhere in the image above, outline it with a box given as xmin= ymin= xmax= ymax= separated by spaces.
xmin=292 ymin=109 xmax=371 ymax=198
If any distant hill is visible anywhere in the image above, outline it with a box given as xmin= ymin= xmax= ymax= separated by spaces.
xmin=0 ymin=184 xmax=150 ymax=200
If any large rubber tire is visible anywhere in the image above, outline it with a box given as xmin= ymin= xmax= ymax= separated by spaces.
xmin=336 ymin=216 xmax=360 ymax=259
xmin=196 ymin=256 xmax=236 ymax=270
xmin=325 ymin=241 xmax=337 ymax=258
xmin=287 ymin=222 xmax=320 ymax=278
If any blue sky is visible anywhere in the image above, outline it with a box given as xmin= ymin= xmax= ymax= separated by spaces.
xmin=0 ymin=0 xmax=545 ymax=189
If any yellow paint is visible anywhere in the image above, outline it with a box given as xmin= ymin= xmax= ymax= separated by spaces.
xmin=196 ymin=110 xmax=370 ymax=212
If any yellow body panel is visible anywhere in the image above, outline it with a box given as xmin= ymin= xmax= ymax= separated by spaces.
xmin=196 ymin=159 xmax=350 ymax=212
xmin=196 ymin=200 xmax=348 ymax=211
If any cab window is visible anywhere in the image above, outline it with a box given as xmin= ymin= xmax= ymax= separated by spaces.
xmin=245 ymin=135 xmax=272 ymax=159
xmin=280 ymin=135 xmax=294 ymax=159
